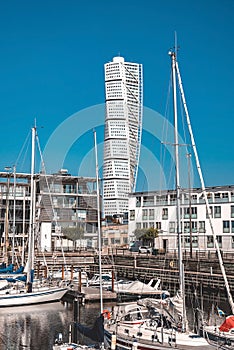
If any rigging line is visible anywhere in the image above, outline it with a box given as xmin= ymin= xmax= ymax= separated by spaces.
xmin=35 ymin=132 xmax=67 ymax=271
xmin=14 ymin=129 xmax=31 ymax=167
xmin=160 ymin=71 xmax=172 ymax=194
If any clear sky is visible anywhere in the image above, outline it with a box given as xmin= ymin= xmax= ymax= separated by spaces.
xmin=0 ymin=0 xmax=233 ymax=191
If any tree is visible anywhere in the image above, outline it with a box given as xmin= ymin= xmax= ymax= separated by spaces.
xmin=62 ymin=224 xmax=84 ymax=250
xmin=133 ymin=227 xmax=158 ymax=246
xmin=133 ymin=228 xmax=148 ymax=241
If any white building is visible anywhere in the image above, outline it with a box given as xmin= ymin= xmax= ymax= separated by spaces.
xmin=103 ymin=56 xmax=143 ymax=218
xmin=128 ymin=186 xmax=234 ymax=253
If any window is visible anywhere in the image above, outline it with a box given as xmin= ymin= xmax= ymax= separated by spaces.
xmin=184 ymin=207 xmax=197 ymax=219
xmin=184 ymin=221 xmax=190 ymax=233
xmin=232 ymin=221 xmax=234 ymax=233
xmin=155 ymin=222 xmax=161 ymax=230
xmin=223 ymin=221 xmax=230 ymax=233
xmin=149 ymin=209 xmax=154 ymax=220
xmin=199 ymin=221 xmax=205 ymax=233
xmin=136 ymin=196 xmax=141 ymax=207
xmin=184 ymin=236 xmax=190 ymax=248
xmin=192 ymin=236 xmax=198 ymax=247
xmin=143 ymin=196 xmax=154 ymax=207
xmin=192 ymin=221 xmax=198 ymax=233
xmin=136 ymin=222 xmax=141 ymax=229
xmin=162 ymin=208 xmax=168 ymax=220
xmin=170 ymin=194 xmax=176 ymax=204
xmin=142 ymin=222 xmax=148 ymax=229
xmin=142 ymin=209 xmax=148 ymax=220
xmin=231 ymin=206 xmax=234 ymax=218
xmin=232 ymin=236 xmax=234 ymax=249
xmin=207 ymin=236 xmax=214 ymax=248
xmin=216 ymin=236 xmax=222 ymax=248
xmin=149 ymin=222 xmax=154 ymax=228
xmin=214 ymin=206 xmax=221 ymax=218
xmin=206 ymin=206 xmax=213 ymax=219
xmin=183 ymin=221 xmax=197 ymax=233
xmin=130 ymin=210 xmax=135 ymax=221
xmin=169 ymin=221 xmax=175 ymax=233
xmin=183 ymin=236 xmax=197 ymax=248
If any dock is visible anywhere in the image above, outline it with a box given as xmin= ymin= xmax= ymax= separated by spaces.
xmin=63 ymin=286 xmax=117 ymax=303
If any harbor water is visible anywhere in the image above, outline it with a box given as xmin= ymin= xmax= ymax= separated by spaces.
xmin=0 ymin=296 xmax=230 ymax=350
xmin=0 ymin=301 xmax=103 ymax=350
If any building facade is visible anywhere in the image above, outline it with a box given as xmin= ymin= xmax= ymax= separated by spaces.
xmin=128 ymin=186 xmax=234 ymax=253
xmin=103 ymin=56 xmax=143 ymax=218
xmin=0 ymin=170 xmax=100 ymax=255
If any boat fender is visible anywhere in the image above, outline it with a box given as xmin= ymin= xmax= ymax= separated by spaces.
xmin=169 ymin=260 xmax=174 ymax=268
xmin=102 ymin=309 xmax=111 ymax=319
xmin=111 ymin=332 xmax=116 ymax=350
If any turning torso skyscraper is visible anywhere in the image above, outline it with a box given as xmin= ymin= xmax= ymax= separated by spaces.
xmin=103 ymin=56 xmax=143 ymax=218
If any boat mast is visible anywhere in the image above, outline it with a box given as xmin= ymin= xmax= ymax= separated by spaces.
xmin=169 ymin=49 xmax=187 ymax=331
xmin=175 ymin=60 xmax=234 ymax=315
xmin=94 ymin=129 xmax=103 ymax=314
xmin=26 ymin=125 xmax=36 ymax=290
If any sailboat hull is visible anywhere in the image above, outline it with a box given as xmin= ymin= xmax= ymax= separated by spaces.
xmin=0 ymin=287 xmax=67 ymax=307
xmin=105 ymin=327 xmax=214 ymax=350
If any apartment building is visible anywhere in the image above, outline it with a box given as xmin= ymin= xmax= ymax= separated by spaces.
xmin=128 ymin=186 xmax=234 ymax=252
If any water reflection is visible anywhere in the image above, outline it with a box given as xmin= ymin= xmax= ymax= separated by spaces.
xmin=0 ymin=302 xmax=72 ymax=350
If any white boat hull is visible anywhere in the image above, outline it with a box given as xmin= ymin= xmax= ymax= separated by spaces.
xmin=0 ymin=287 xmax=67 ymax=307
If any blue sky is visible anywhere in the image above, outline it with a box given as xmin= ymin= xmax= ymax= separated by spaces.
xmin=0 ymin=0 xmax=233 ymax=190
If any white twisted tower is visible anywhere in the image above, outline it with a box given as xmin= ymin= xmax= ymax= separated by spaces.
xmin=103 ymin=56 xmax=143 ymax=217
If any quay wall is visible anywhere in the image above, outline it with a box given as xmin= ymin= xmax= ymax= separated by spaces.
xmin=35 ymin=249 xmax=234 ymax=300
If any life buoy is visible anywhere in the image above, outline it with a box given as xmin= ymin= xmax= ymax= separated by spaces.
xmin=102 ymin=309 xmax=111 ymax=319
xmin=169 ymin=260 xmax=174 ymax=268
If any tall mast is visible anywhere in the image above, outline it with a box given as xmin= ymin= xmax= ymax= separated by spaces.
xmin=26 ymin=126 xmax=36 ymax=288
xmin=169 ymin=49 xmax=187 ymax=331
xmin=175 ymin=60 xmax=234 ymax=315
xmin=94 ymin=129 xmax=103 ymax=314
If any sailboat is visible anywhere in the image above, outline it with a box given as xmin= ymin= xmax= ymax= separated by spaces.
xmin=0 ymin=126 xmax=68 ymax=307
xmin=104 ymin=48 xmax=214 ymax=349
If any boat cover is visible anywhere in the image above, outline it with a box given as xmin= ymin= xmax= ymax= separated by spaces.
xmin=219 ymin=315 xmax=234 ymax=332
xmin=75 ymin=314 xmax=104 ymax=342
